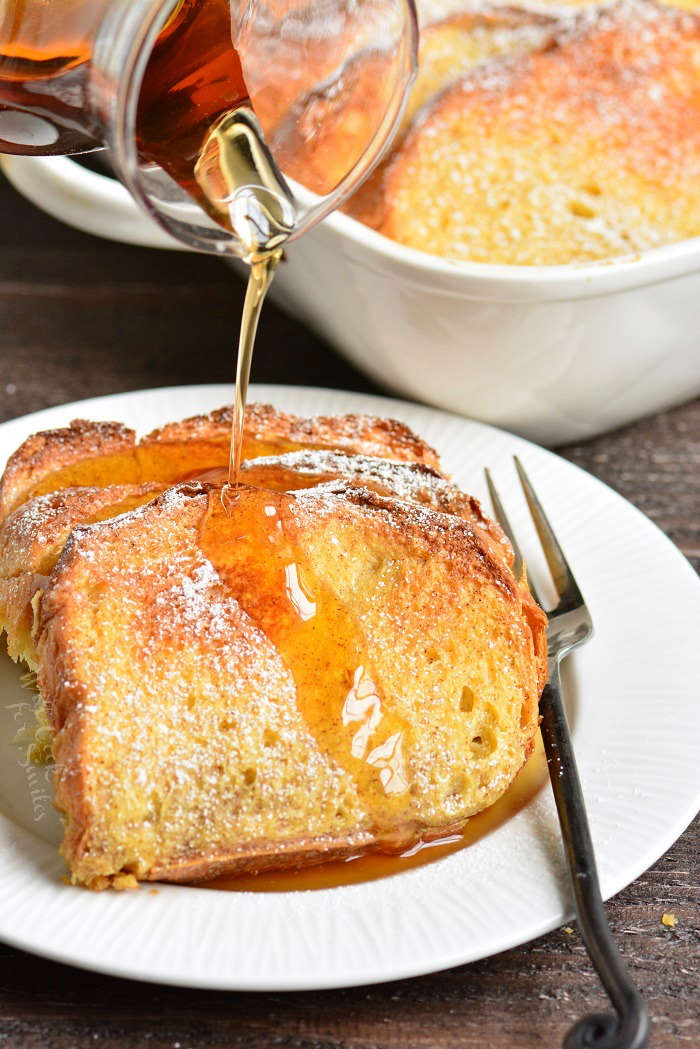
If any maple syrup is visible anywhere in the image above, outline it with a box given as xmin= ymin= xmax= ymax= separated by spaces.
xmin=188 ymin=97 xmax=296 ymax=482
xmin=0 ymin=0 xmax=249 ymax=158
xmin=228 ymin=252 xmax=282 ymax=485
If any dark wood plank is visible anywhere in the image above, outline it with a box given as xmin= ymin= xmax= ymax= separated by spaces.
xmin=0 ymin=174 xmax=697 ymax=1049
xmin=561 ymin=399 xmax=700 ymax=566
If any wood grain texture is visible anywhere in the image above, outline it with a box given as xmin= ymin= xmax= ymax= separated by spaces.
xmin=0 ymin=175 xmax=697 ymax=1049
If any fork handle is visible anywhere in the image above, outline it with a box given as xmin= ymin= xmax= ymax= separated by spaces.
xmin=540 ymin=659 xmax=650 ymax=1049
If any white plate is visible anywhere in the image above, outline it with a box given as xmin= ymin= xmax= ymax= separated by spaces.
xmin=0 ymin=384 xmax=698 ymax=990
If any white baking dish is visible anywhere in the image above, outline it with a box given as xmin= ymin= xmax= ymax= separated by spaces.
xmin=3 ymin=153 xmax=699 ymax=445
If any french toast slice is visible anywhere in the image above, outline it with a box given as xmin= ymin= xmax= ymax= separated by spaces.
xmin=0 ymin=403 xmax=440 ymax=522
xmin=36 ymin=480 xmax=545 ymax=888
xmin=367 ymin=0 xmax=700 ymax=264
xmin=0 ymin=483 xmax=164 ymax=666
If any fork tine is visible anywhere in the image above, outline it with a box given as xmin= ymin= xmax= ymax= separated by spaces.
xmin=513 ymin=456 xmax=583 ymax=606
xmin=484 ymin=468 xmax=543 ymax=608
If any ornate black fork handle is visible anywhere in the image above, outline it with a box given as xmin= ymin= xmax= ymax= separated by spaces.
xmin=542 ymin=660 xmax=649 ymax=1049
xmin=485 ymin=460 xmax=650 ymax=1049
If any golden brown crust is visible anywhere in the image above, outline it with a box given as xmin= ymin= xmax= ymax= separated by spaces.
xmin=147 ymin=403 xmax=442 ymax=468
xmin=0 ymin=421 xmax=136 ymax=523
xmin=147 ymin=810 xmax=473 ymax=883
xmin=146 ymin=833 xmax=375 ymax=884
xmin=521 ymin=586 xmax=548 ymax=696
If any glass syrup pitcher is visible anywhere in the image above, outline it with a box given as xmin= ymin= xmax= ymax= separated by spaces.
xmin=0 ymin=0 xmax=418 ymax=256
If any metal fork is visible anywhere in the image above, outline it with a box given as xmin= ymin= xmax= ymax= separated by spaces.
xmin=485 ymin=457 xmax=649 ymax=1049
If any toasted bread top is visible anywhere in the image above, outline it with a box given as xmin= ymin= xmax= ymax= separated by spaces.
xmin=145 ymin=403 xmax=441 ymax=466
xmin=0 ymin=404 xmax=441 ymax=522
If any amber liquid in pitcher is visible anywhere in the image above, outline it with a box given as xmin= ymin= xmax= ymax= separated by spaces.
xmin=0 ymin=0 xmax=248 ymax=157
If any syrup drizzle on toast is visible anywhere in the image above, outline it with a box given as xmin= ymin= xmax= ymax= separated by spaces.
xmin=199 ymin=485 xmax=414 ymax=836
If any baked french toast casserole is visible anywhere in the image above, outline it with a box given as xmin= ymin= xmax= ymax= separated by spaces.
xmin=345 ymin=0 xmax=700 ymax=265
xmin=0 ymin=407 xmax=546 ymax=888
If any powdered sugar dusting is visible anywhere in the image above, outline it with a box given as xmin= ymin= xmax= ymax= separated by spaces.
xmin=155 ymin=558 xmax=231 ymax=638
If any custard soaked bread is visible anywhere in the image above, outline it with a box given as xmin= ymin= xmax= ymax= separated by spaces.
xmin=1 ymin=408 xmax=546 ymax=887
xmin=347 ymin=0 xmax=700 ymax=264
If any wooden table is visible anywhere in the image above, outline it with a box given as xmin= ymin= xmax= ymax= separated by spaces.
xmin=0 ymin=176 xmax=697 ymax=1049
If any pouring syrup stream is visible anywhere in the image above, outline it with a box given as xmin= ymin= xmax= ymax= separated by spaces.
xmin=193 ymin=105 xmax=295 ymax=487
xmin=229 ymin=251 xmax=282 ymax=485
